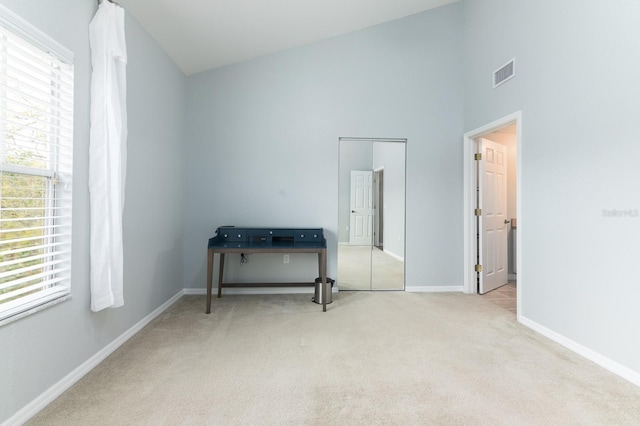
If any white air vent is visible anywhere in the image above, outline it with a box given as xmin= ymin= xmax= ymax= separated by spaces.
xmin=493 ymin=58 xmax=515 ymax=88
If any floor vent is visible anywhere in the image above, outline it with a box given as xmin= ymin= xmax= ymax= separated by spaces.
xmin=493 ymin=58 xmax=515 ymax=88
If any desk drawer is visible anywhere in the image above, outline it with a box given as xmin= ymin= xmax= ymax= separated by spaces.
xmin=218 ymin=229 xmax=247 ymax=242
xmin=295 ymin=229 xmax=323 ymax=243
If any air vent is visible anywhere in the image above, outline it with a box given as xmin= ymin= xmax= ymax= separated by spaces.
xmin=493 ymin=58 xmax=515 ymax=88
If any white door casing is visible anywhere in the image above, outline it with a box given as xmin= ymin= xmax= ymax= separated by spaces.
xmin=349 ymin=170 xmax=373 ymax=246
xmin=480 ymin=138 xmax=508 ymax=293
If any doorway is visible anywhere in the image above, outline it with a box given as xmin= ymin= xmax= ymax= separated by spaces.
xmin=338 ymin=138 xmax=406 ymax=291
xmin=463 ymin=112 xmax=522 ymax=317
xmin=373 ymin=168 xmax=384 ymax=250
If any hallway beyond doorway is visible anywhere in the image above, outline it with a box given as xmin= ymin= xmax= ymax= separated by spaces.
xmin=480 ymin=280 xmax=516 ymax=315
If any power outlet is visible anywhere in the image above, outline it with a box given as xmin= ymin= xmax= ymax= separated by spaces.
xmin=283 ymin=254 xmax=290 ymax=264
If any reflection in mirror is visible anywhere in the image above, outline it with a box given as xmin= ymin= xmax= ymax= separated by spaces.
xmin=371 ymin=142 xmax=405 ymax=290
xmin=337 ymin=139 xmax=405 ymax=291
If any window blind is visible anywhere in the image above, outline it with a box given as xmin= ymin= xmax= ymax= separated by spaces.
xmin=0 ymin=6 xmax=74 ymax=321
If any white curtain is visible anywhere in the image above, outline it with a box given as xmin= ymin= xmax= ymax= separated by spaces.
xmin=89 ymin=1 xmax=128 ymax=312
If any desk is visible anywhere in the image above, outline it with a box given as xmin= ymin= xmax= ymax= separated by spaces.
xmin=206 ymin=227 xmax=329 ymax=313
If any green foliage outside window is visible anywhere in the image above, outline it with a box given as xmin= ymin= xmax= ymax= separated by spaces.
xmin=1 ymin=96 xmax=53 ymax=303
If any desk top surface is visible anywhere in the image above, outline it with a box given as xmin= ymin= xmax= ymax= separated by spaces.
xmin=208 ymin=226 xmax=326 ymax=249
xmin=207 ymin=240 xmax=326 ymax=249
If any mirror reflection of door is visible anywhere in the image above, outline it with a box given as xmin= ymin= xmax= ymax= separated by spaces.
xmin=338 ymin=138 xmax=405 ymax=291
xmin=349 ymin=170 xmax=373 ymax=246
xmin=373 ymin=168 xmax=384 ymax=250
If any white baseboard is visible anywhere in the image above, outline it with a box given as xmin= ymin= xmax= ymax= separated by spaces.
xmin=184 ymin=287 xmax=338 ymax=296
xmin=519 ymin=315 xmax=640 ymax=388
xmin=4 ymin=290 xmax=185 ymax=426
xmin=383 ymin=249 xmax=404 ymax=262
xmin=405 ymin=285 xmax=464 ymax=293
xmin=183 ymin=288 xmax=206 ymax=295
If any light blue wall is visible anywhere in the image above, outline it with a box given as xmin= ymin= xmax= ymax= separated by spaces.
xmin=0 ymin=1 xmax=187 ymax=423
xmin=338 ymin=140 xmax=372 ymax=244
xmin=373 ymin=142 xmax=405 ymax=259
xmin=184 ymin=3 xmax=464 ymax=290
xmin=464 ymin=0 xmax=640 ymax=373
xmin=7 ymin=0 xmax=640 ymax=422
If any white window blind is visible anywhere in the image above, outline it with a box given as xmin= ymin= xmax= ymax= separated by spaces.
xmin=0 ymin=5 xmax=74 ymax=322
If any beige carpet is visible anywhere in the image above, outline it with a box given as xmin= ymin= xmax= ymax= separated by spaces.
xmin=30 ymin=292 xmax=640 ymax=425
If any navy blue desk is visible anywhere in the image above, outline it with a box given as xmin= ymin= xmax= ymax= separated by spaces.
xmin=206 ymin=227 xmax=329 ymax=312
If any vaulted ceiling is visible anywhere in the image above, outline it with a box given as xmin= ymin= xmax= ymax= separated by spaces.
xmin=118 ymin=0 xmax=460 ymax=75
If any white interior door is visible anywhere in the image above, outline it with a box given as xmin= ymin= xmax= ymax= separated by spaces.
xmin=350 ymin=170 xmax=373 ymax=246
xmin=480 ymin=138 xmax=508 ymax=293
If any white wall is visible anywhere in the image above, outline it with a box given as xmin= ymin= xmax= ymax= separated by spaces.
xmin=0 ymin=1 xmax=187 ymax=423
xmin=464 ymin=0 xmax=640 ymax=374
xmin=184 ymin=3 xmax=464 ymax=291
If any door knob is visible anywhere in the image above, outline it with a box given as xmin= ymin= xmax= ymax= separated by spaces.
xmin=351 ymin=210 xmax=356 ymax=213
xmin=504 ymin=220 xmax=511 ymax=224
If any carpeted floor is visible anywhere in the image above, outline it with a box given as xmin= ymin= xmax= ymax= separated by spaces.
xmin=29 ymin=292 xmax=640 ymax=425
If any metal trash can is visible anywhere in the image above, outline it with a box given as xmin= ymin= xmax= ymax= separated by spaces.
xmin=312 ymin=277 xmax=334 ymax=305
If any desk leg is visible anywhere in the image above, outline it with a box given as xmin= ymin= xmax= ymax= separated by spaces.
xmin=206 ymin=248 xmax=213 ymax=314
xmin=217 ymin=253 xmax=225 ymax=298
xmin=320 ymin=248 xmax=327 ymax=312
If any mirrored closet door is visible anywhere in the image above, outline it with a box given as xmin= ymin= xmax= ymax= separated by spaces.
xmin=337 ymin=138 xmax=406 ymax=290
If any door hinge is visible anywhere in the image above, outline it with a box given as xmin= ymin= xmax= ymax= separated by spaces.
xmin=475 ymin=264 xmax=483 ymax=273
xmin=474 ymin=153 xmax=482 ymax=161
xmin=474 ymin=208 xmax=482 ymax=216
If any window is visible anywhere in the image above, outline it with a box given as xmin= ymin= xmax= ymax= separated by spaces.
xmin=0 ymin=5 xmax=74 ymax=323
